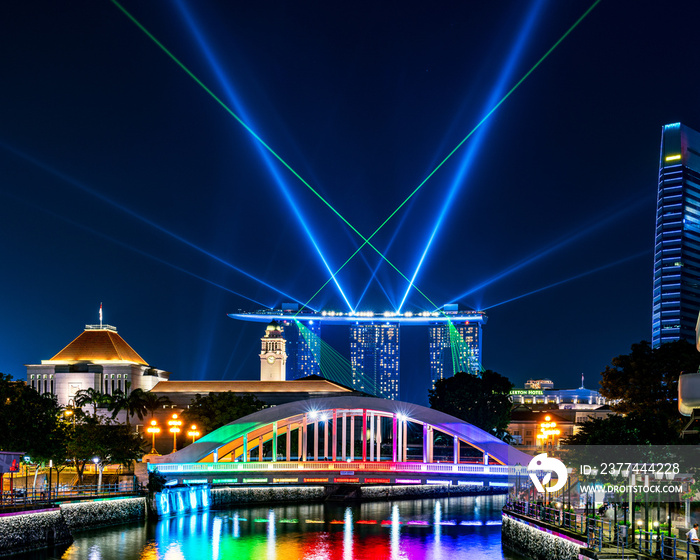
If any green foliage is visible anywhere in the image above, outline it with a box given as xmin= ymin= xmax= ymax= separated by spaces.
xmin=106 ymin=385 xmax=149 ymax=427
xmin=67 ymin=416 xmax=145 ymax=481
xmin=182 ymin=392 xmax=266 ymax=433
xmin=428 ymin=370 xmax=513 ymax=440
xmin=0 ymin=373 xmax=68 ymax=462
xmin=598 ymin=339 xmax=700 ymax=440
xmin=73 ymin=387 xmax=109 ymax=417
xmin=563 ymin=412 xmax=677 ymax=445
xmin=142 ymin=391 xmax=172 ymax=418
xmin=148 ymin=468 xmax=167 ymax=494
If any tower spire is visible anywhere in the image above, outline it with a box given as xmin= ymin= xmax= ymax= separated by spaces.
xmin=99 ymin=302 xmax=103 ymax=329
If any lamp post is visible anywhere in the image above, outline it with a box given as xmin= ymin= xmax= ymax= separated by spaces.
xmin=187 ymin=424 xmax=200 ymax=444
xmin=64 ymin=407 xmax=76 ymax=428
xmin=168 ymin=414 xmax=182 ymax=453
xmin=147 ymin=420 xmax=161 ymax=454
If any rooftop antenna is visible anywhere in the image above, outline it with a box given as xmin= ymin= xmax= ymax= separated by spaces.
xmin=99 ymin=302 xmax=103 ymax=329
xmin=581 ymin=372 xmax=584 ymax=389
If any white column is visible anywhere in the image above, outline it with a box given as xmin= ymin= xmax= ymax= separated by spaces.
xmin=402 ymin=420 xmax=408 ymax=462
xmin=422 ymin=424 xmax=428 ymax=463
xmin=243 ymin=434 xmax=248 ymax=463
xmin=362 ymin=409 xmax=367 ymax=462
xmin=332 ymin=410 xmax=337 ymax=462
xmin=272 ymin=422 xmax=278 ymax=461
xmin=324 ymin=418 xmax=329 ymax=460
xmin=302 ymin=414 xmax=308 ymax=461
xmin=397 ymin=419 xmax=402 ymax=462
xmin=350 ymin=413 xmax=355 ymax=461
xmin=392 ymin=414 xmax=397 ymax=462
xmin=376 ymin=416 xmax=382 ymax=461
xmin=314 ymin=419 xmax=319 ymax=461
xmin=286 ymin=424 xmax=291 ymax=461
xmin=342 ymin=412 xmax=347 ymax=460
xmin=369 ymin=412 xmax=375 ymax=462
xmin=453 ymin=436 xmax=459 ymax=465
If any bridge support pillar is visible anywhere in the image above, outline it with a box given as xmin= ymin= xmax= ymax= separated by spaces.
xmin=243 ymin=434 xmax=248 ymax=463
xmin=342 ymin=413 xmax=347 ymax=460
xmin=272 ymin=422 xmax=277 ymax=462
xmin=314 ymin=418 xmax=319 ymax=461
xmin=376 ymin=415 xmax=381 ymax=461
xmin=362 ymin=409 xmax=367 ymax=462
xmin=350 ymin=413 xmax=355 ymax=461
xmin=302 ymin=414 xmax=308 ymax=462
xmin=332 ymin=410 xmax=337 ymax=462
xmin=423 ymin=424 xmax=428 ymax=463
xmin=286 ymin=424 xmax=291 ymax=461
xmin=369 ymin=412 xmax=374 ymax=462
xmin=454 ymin=437 xmax=459 ymax=464
xmin=403 ymin=419 xmax=408 ymax=462
xmin=392 ymin=414 xmax=397 ymax=462
xmin=324 ymin=418 xmax=329 ymax=460
xmin=259 ymin=436 xmax=263 ymax=462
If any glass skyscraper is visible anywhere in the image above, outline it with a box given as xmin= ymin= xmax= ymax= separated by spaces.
xmin=349 ymin=322 xmax=400 ymax=400
xmin=428 ymin=320 xmax=483 ymax=389
xmin=280 ymin=319 xmax=321 ymax=379
xmin=652 ymin=123 xmax=700 ymax=347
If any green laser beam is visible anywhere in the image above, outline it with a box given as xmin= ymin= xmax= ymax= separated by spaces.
xmin=296 ymin=0 xmax=602 ymax=312
xmin=110 ymin=0 xmax=430 ymax=311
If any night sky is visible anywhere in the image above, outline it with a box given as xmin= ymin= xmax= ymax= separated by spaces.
xmin=2 ymin=0 xmax=700 ymax=405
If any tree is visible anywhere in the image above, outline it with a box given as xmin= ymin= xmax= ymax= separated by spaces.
xmin=106 ymin=385 xmax=149 ymax=428
xmin=0 ymin=373 xmax=68 ymax=462
xmin=142 ymin=391 xmax=172 ymax=418
xmin=182 ymin=392 xmax=266 ymax=434
xmin=67 ymin=416 xmax=145 ymax=483
xmin=74 ymin=388 xmax=109 ymax=417
xmin=599 ymin=339 xmax=699 ymax=438
xmin=428 ymin=370 xmax=513 ymax=440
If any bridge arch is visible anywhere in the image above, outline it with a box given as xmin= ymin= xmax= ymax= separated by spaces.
xmin=151 ymin=396 xmax=530 ymax=468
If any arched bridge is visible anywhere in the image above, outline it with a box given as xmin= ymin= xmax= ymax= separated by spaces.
xmin=149 ymin=396 xmax=531 ymax=488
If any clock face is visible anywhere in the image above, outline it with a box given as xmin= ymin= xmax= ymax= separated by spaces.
xmin=267 ymin=355 xmax=276 ymax=364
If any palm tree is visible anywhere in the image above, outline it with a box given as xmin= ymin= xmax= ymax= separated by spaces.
xmin=107 ymin=384 xmax=149 ymax=429
xmin=74 ymin=388 xmax=108 ymax=417
xmin=142 ymin=391 xmax=172 ymax=418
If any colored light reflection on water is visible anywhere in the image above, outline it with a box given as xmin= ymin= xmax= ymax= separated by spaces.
xmin=51 ymin=495 xmax=526 ymax=560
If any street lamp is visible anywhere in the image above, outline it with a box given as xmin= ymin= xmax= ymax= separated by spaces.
xmin=64 ymin=407 xmax=76 ymax=428
xmin=147 ymin=420 xmax=161 ymax=454
xmin=187 ymin=424 xmax=200 ymax=444
xmin=168 ymin=414 xmax=182 ymax=453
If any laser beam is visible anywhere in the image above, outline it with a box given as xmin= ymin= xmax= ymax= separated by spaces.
xmin=0 ymin=189 xmax=272 ymax=308
xmin=173 ymin=0 xmax=354 ymax=312
xmin=481 ymin=250 xmax=650 ymax=311
xmin=298 ymin=0 xmax=602 ymax=312
xmin=0 ymin=142 xmax=306 ymax=307
xmin=398 ymin=0 xmax=546 ymax=312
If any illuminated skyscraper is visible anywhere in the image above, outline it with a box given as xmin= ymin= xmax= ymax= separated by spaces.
xmin=349 ymin=322 xmax=400 ymax=400
xmin=429 ymin=305 xmax=483 ymax=388
xmin=279 ymin=304 xmax=321 ymax=379
xmin=652 ymin=123 xmax=700 ymax=347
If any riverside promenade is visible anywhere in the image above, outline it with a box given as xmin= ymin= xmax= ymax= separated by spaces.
xmin=503 ymin=500 xmax=699 ymax=560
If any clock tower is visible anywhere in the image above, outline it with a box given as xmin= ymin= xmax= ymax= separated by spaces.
xmin=260 ymin=320 xmax=287 ymax=381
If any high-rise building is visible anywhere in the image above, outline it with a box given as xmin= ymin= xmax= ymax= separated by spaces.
xmin=652 ymin=123 xmax=700 ymax=347
xmin=350 ymin=322 xmax=400 ymax=400
xmin=279 ymin=303 xmax=321 ymax=379
xmin=429 ymin=309 xmax=483 ymax=388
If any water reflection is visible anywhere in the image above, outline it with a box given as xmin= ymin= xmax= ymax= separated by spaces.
xmin=51 ymin=494 xmax=524 ymax=560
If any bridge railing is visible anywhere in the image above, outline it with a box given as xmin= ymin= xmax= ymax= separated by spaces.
xmin=151 ymin=460 xmax=510 ymax=476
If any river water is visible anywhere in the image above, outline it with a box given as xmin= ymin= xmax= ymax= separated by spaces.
xmin=40 ymin=494 xmax=526 ymax=560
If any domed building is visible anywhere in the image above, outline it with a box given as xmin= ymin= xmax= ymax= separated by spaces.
xmin=25 ymin=323 xmax=170 ymax=407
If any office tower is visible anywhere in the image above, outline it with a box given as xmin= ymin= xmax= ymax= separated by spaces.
xmin=652 ymin=123 xmax=700 ymax=347
xmin=280 ymin=318 xmax=321 ymax=379
xmin=350 ymin=322 xmax=400 ymax=399
xmin=429 ymin=312 xmax=483 ymax=389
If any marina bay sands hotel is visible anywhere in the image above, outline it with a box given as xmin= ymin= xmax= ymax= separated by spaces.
xmin=228 ymin=304 xmax=486 ymax=401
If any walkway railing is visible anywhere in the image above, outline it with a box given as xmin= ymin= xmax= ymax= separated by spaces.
xmin=151 ymin=460 xmax=508 ymax=476
xmin=0 ymin=480 xmax=142 ymax=510
xmin=504 ymin=500 xmax=700 ymax=560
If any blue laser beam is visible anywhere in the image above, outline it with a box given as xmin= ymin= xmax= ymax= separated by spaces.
xmin=173 ymin=0 xmax=354 ymax=312
xmin=481 ymin=250 xmax=650 ymax=311
xmin=0 ymin=189 xmax=273 ymax=308
xmin=448 ymin=194 xmax=652 ymax=305
xmin=398 ymin=0 xmax=546 ymax=313
xmin=0 ymin=142 xmax=308 ymax=308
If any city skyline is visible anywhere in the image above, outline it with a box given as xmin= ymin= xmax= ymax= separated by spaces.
xmin=3 ymin=1 xmax=700 ymax=405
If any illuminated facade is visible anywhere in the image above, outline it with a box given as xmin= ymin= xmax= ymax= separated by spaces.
xmin=652 ymin=123 xmax=700 ymax=347
xmin=259 ymin=321 xmax=287 ymax=381
xmin=428 ymin=305 xmax=483 ymax=388
xmin=349 ymin=322 xmax=400 ymax=400
xmin=25 ymin=324 xmax=170 ymax=407
xmin=229 ymin=307 xmax=487 ymax=399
